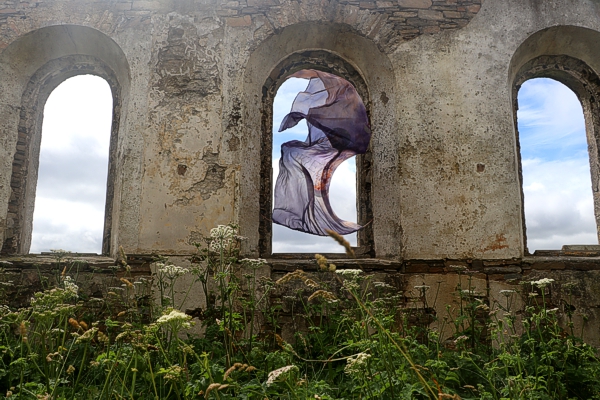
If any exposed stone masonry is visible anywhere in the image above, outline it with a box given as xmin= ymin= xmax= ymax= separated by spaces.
xmin=221 ymin=0 xmax=483 ymax=49
xmin=0 ymin=0 xmax=482 ymax=53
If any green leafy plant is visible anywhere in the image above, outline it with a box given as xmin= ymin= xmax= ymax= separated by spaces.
xmin=0 ymin=226 xmax=598 ymax=399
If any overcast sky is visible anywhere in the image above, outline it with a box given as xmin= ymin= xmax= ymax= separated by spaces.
xmin=518 ymin=78 xmax=597 ymax=251
xmin=29 ymin=75 xmax=597 ymax=254
xmin=30 ymin=75 xmax=111 ymax=253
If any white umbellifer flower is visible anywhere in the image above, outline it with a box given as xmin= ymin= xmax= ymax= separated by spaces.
xmin=414 ymin=285 xmax=430 ymax=290
xmin=210 ymin=225 xmax=236 ymax=252
xmin=157 ymin=263 xmax=189 ymax=279
xmin=499 ymin=289 xmax=516 ymax=296
xmin=211 ymin=225 xmax=235 ymax=239
xmin=50 ymin=249 xmax=70 ymax=254
xmin=62 ymin=276 xmax=79 ymax=298
xmin=75 ymin=327 xmax=98 ymax=343
xmin=156 ymin=310 xmax=192 ymax=328
xmin=530 ymin=278 xmax=555 ymax=288
xmin=373 ymin=281 xmax=393 ymax=289
xmin=335 ymin=269 xmax=363 ymax=277
xmin=241 ymin=258 xmax=267 ymax=269
xmin=344 ymin=353 xmax=371 ymax=375
xmin=266 ymin=365 xmax=298 ymax=386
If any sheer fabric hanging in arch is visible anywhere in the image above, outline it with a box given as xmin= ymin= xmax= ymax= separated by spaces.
xmin=273 ymin=70 xmax=371 ymax=236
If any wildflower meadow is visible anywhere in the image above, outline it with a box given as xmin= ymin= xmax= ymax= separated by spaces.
xmin=0 ymin=225 xmax=599 ymax=399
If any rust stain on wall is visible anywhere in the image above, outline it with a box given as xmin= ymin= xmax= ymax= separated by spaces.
xmin=482 ymin=233 xmax=509 ymax=252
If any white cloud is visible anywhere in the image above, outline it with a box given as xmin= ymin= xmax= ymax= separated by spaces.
xmin=522 ymin=157 xmax=597 ymax=251
xmin=517 ymin=78 xmax=587 ymax=155
xmin=518 ymin=78 xmax=598 ymax=251
xmin=30 ymin=198 xmax=105 ymax=253
xmin=30 ymin=75 xmax=112 ymax=253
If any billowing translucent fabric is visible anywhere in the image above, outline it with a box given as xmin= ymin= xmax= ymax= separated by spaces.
xmin=273 ymin=70 xmax=371 ymax=236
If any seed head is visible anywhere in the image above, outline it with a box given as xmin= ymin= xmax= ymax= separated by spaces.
xmin=315 ymin=254 xmax=328 ymax=271
xmin=204 ymin=383 xmax=223 ymax=398
xmin=266 ymin=365 xmax=298 ymax=386
xmin=68 ymin=318 xmax=81 ymax=330
xmin=308 ymin=290 xmax=338 ymax=303
xmin=120 ymin=278 xmax=134 ymax=288
xmin=326 ymin=230 xmax=355 ymax=257
xmin=275 ymin=270 xmax=319 ymax=288
xmin=19 ymin=321 xmax=28 ymax=337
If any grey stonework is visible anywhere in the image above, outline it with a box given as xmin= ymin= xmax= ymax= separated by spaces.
xmin=2 ymin=0 xmax=600 ymax=344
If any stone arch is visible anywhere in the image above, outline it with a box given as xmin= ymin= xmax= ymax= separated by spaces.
xmin=509 ymin=25 xmax=600 ymax=254
xmin=0 ymin=25 xmax=131 ymax=255
xmin=240 ymin=22 xmax=400 ymax=258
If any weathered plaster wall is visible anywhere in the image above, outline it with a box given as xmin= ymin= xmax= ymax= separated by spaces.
xmin=393 ymin=0 xmax=600 ymax=259
xmin=1 ymin=0 xmax=597 ymax=260
xmin=0 ymin=0 xmax=490 ymax=258
xmin=2 ymin=0 xmax=600 ymax=343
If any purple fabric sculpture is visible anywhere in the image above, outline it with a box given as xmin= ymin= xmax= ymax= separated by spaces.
xmin=273 ymin=70 xmax=371 ymax=236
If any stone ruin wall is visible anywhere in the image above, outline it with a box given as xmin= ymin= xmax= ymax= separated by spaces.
xmin=1 ymin=0 xmax=600 ymax=344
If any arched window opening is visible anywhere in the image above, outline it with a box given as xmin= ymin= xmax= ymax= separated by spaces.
xmin=517 ymin=77 xmax=597 ymax=252
xmin=30 ymin=75 xmax=113 ymax=254
xmin=271 ymin=72 xmax=364 ymax=253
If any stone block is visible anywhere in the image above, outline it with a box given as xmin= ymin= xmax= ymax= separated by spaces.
xmin=421 ymin=25 xmax=440 ymax=33
xmin=529 ymin=261 xmax=566 ymax=270
xmin=359 ymin=2 xmax=377 ymax=9
xmin=443 ymin=10 xmax=461 ymax=18
xmin=405 ymin=263 xmax=430 ymax=273
xmin=398 ymin=0 xmax=432 ymax=8
xmin=418 ymin=9 xmax=443 ymax=20
xmin=217 ymin=8 xmax=239 ymax=15
xmin=563 ymin=244 xmax=600 ymax=251
xmin=484 ymin=266 xmax=522 ymax=275
xmin=394 ymin=11 xmax=417 ymax=17
xmin=226 ymin=15 xmax=252 ymax=26
xmin=247 ymin=0 xmax=278 ymax=6
xmin=504 ymin=273 xmax=522 ymax=281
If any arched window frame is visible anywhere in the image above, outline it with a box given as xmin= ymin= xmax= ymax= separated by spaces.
xmin=239 ymin=22 xmax=400 ymax=260
xmin=512 ymin=55 xmax=600 ymax=254
xmin=259 ymin=51 xmax=375 ymax=258
xmin=3 ymin=55 xmax=123 ymax=255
